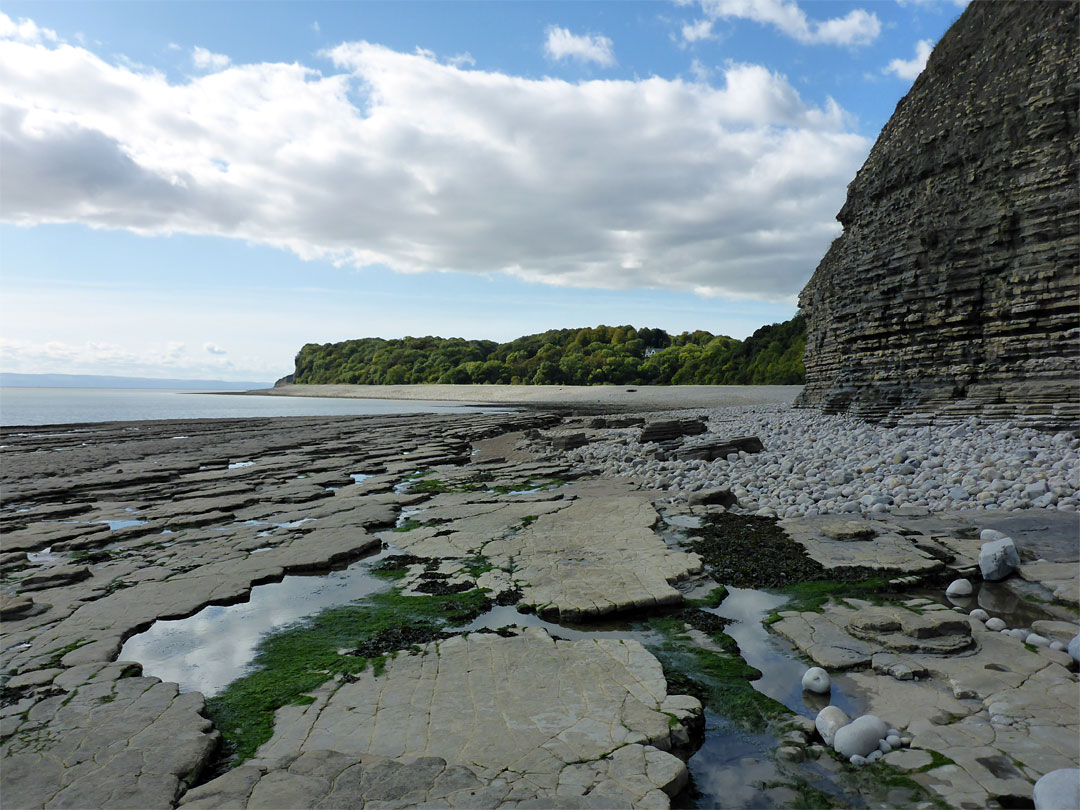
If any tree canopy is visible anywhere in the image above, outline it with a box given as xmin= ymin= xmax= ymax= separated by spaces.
xmin=291 ymin=315 xmax=806 ymax=386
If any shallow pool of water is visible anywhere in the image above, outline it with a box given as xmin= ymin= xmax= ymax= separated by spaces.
xmin=118 ymin=549 xmax=391 ymax=697
xmin=920 ymin=582 xmax=1067 ymax=630
xmin=677 ymin=586 xmax=867 ymax=809
xmin=709 ymin=587 xmax=863 ymax=720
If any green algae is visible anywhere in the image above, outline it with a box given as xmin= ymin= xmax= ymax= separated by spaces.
xmin=773 ymin=576 xmax=894 ymax=614
xmin=685 ymin=584 xmax=729 ymax=609
xmin=205 ymin=588 xmax=493 ymax=767
xmin=646 ymin=609 xmax=788 ymax=733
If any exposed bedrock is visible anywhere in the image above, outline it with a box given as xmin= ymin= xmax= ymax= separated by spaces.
xmin=203 ymin=629 xmax=701 ymax=809
xmin=797 ymin=0 xmax=1079 ymax=430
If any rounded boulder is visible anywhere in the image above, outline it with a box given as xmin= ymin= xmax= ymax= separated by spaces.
xmin=833 ymin=714 xmax=888 ymax=759
xmin=802 ymin=667 xmax=831 ymax=694
xmin=946 ymin=578 xmax=973 ymax=597
xmin=1033 ymin=769 xmax=1080 ymax=810
xmin=815 ymin=706 xmax=849 ymax=747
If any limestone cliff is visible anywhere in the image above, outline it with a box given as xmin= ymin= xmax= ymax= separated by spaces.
xmin=797 ymin=0 xmax=1078 ymax=430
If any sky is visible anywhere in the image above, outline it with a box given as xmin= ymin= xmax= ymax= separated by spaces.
xmin=0 ymin=0 xmax=969 ymax=382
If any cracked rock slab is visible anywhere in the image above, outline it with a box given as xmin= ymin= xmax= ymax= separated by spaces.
xmin=491 ymin=496 xmax=701 ymax=621
xmin=179 ymin=751 xmax=491 ymax=810
xmin=240 ymin=628 xmax=699 ymax=808
xmin=1 ymin=668 xmax=219 ymax=810
xmin=780 ymin=516 xmax=943 ymax=574
xmin=389 ymin=494 xmax=701 ymax=621
xmin=771 ymin=610 xmax=875 ymax=669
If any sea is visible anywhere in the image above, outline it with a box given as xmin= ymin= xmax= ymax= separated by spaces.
xmin=0 ymin=387 xmax=507 ymax=427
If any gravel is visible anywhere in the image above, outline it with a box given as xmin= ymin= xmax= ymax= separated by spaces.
xmin=562 ymin=404 xmax=1080 ymax=518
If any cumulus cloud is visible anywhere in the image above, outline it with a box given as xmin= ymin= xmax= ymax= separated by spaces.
xmin=682 ymin=19 xmax=715 ymax=43
xmin=0 ymin=12 xmax=57 ymax=44
xmin=884 ymin=38 xmax=934 ymax=80
xmin=192 ymin=45 xmax=230 ymax=70
xmin=0 ymin=26 xmax=871 ymax=301
xmin=204 ymin=342 xmax=227 ymax=355
xmin=544 ymin=26 xmax=616 ymax=66
xmin=691 ymin=0 xmax=881 ymax=46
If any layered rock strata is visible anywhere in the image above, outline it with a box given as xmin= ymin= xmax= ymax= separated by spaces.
xmin=797 ymin=1 xmax=1079 ymax=430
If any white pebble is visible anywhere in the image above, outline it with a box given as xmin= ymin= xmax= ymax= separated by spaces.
xmin=801 ymin=666 xmax=831 ymax=694
xmin=969 ymin=608 xmax=989 ymax=621
xmin=946 ymin=578 xmax=973 ymax=597
xmin=985 ymin=617 xmax=1006 ymax=631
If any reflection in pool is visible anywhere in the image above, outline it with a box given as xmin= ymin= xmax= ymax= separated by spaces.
xmin=676 ymin=587 xmax=867 ymax=809
xmin=709 ymin=587 xmax=863 ymax=719
xmin=119 ymin=552 xmax=390 ymax=697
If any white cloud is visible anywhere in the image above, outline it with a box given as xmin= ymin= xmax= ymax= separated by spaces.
xmin=884 ymin=38 xmax=934 ymax=80
xmin=543 ymin=26 xmax=616 ymax=66
xmin=0 ymin=338 xmax=229 ymax=377
xmin=689 ymin=58 xmax=711 ymax=82
xmin=682 ymin=19 xmax=715 ymax=43
xmin=0 ymin=12 xmax=57 ymax=44
xmin=693 ymin=0 xmax=881 ymax=46
xmin=448 ymin=52 xmax=476 ymax=68
xmin=192 ymin=45 xmax=230 ymax=70
xmin=0 ymin=28 xmax=871 ymax=301
xmin=204 ymin=342 xmax=227 ymax=355
xmin=311 ymin=21 xmax=320 ymax=33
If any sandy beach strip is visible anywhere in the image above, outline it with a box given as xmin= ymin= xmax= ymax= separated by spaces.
xmin=244 ymin=383 xmax=803 ymax=411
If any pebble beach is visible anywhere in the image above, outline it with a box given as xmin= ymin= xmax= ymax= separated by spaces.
xmin=564 ymin=405 xmax=1080 ymax=517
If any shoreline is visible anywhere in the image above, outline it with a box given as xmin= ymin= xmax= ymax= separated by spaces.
xmin=237 ymin=383 xmax=803 ymax=413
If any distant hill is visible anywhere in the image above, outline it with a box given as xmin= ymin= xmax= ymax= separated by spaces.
xmin=289 ymin=316 xmax=806 ymax=386
xmin=0 ymin=373 xmax=272 ymax=390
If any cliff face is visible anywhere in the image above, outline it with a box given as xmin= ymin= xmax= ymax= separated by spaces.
xmin=797 ymin=0 xmax=1079 ymax=430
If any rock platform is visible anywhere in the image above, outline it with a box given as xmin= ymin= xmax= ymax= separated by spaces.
xmin=1 ymin=412 xmax=705 ymax=809
xmin=190 ymin=628 xmax=700 ymax=809
xmin=2 ymin=406 xmax=1077 ymax=810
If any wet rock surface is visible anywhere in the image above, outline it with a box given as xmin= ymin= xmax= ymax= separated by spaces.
xmin=1 ymin=411 xmax=579 ymax=808
xmin=2 ymin=405 xmax=1077 ymax=810
xmin=2 ymin=662 xmax=219 ymax=810
xmin=237 ymin=628 xmax=699 ymax=808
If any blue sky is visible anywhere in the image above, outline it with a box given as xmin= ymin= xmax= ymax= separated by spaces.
xmin=0 ymin=0 xmax=967 ymax=381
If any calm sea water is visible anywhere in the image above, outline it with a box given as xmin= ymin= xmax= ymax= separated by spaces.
xmin=0 ymin=387 xmax=507 ymax=427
